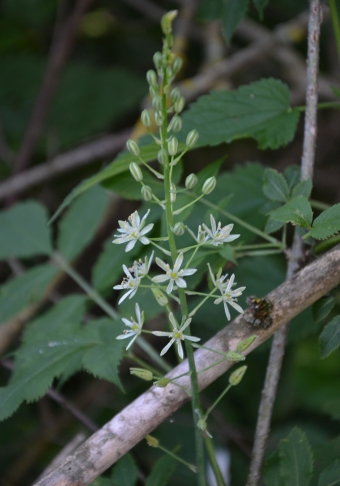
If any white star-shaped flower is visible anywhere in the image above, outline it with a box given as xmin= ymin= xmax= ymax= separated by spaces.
xmin=134 ymin=251 xmax=154 ymax=278
xmin=186 ymin=224 xmax=208 ymax=244
xmin=213 ymin=273 xmax=246 ymax=320
xmin=152 ymin=252 xmax=197 ymax=294
xmin=203 ymin=214 xmax=240 ymax=246
xmin=116 ymin=303 xmax=144 ymax=350
xmin=152 ymin=313 xmax=200 ymax=359
xmin=113 ymin=263 xmax=141 ymax=304
xmin=112 ymin=209 xmax=154 ymax=252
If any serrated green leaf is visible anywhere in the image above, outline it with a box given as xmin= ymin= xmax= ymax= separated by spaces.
xmin=263 ymin=451 xmax=283 ymax=486
xmin=221 ymin=0 xmax=249 ymax=43
xmin=318 ymin=460 xmax=340 ymax=486
xmin=307 ymin=203 xmax=340 ymax=240
xmin=0 ymin=201 xmax=53 ymax=258
xmin=57 ymin=185 xmax=108 ymax=261
xmin=103 ymin=169 xmax=162 ymax=200
xmin=263 ymin=168 xmax=289 ymax=202
xmin=180 ymin=78 xmax=300 ymax=150
xmin=312 ymin=296 xmax=336 ymax=323
xmin=284 ymin=165 xmax=301 ymax=192
xmin=0 ymin=264 xmax=58 ymax=325
xmin=269 ymin=196 xmax=313 ymax=228
xmin=279 ymin=427 xmax=313 ymax=486
xmin=291 ymin=179 xmax=312 ymax=199
xmin=265 ymin=218 xmax=284 ymax=234
xmin=319 ymin=316 xmax=340 ymax=358
xmin=111 ymin=453 xmax=138 ymax=486
xmin=145 ymin=454 xmax=176 ymax=486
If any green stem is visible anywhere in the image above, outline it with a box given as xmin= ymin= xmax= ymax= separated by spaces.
xmin=203 ymin=384 xmax=232 ymax=421
xmin=158 ymin=444 xmax=197 ymax=473
xmin=235 ymin=249 xmax=283 ymax=258
xmin=204 ymin=438 xmax=226 ymax=486
xmin=189 ymin=289 xmax=216 ymax=317
xmin=329 ymin=0 xmax=340 ymax=61
xmin=310 ymin=199 xmax=331 ymax=210
xmin=173 ymin=193 xmax=205 ymax=215
xmin=298 ymin=101 xmax=340 ymax=111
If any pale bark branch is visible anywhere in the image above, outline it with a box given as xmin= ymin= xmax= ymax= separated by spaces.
xmin=34 ymin=244 xmax=340 ymax=486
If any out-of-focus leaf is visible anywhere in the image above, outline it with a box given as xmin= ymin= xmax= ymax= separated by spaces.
xmin=263 ymin=451 xmax=283 ymax=486
xmin=318 ymin=460 xmax=340 ymax=486
xmin=197 ymin=0 xmax=223 ymax=20
xmin=0 ymin=265 xmax=58 ymax=325
xmin=57 ymin=186 xmax=108 ymax=261
xmin=3 ymin=0 xmax=57 ymax=27
xmin=322 ymin=399 xmax=340 ymax=421
xmin=279 ymin=428 xmax=313 ymax=486
xmin=221 ymin=0 xmax=249 ymax=43
xmin=110 ymin=453 xmax=138 ymax=486
xmin=269 ymin=196 xmax=313 ymax=228
xmin=312 ymin=296 xmax=336 ymax=323
xmin=291 ymin=179 xmax=312 ymax=199
xmin=319 ymin=316 xmax=340 ymax=358
xmin=265 ymin=218 xmax=284 ymax=234
xmin=254 ymin=0 xmax=270 ymax=15
xmin=263 ymin=168 xmax=289 ymax=202
xmin=0 ymin=201 xmax=53 ymax=258
xmin=145 ymin=454 xmax=176 ymax=486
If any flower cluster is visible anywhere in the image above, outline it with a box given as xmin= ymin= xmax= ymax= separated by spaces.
xmin=113 ymin=210 xmax=154 ymax=252
xmin=208 ymin=264 xmax=246 ymax=320
xmin=113 ymin=251 xmax=154 ymax=304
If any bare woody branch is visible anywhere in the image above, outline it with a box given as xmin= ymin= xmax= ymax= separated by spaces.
xmin=34 ymin=244 xmax=340 ymax=486
xmin=246 ymin=2 xmax=322 ymax=485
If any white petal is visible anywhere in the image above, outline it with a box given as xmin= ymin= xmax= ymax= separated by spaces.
xmin=122 ymin=318 xmax=133 ymax=328
xmin=180 ymin=318 xmax=192 ymax=332
xmin=152 ymin=331 xmax=172 ymax=337
xmin=140 ymin=223 xmax=154 ymax=235
xmin=135 ymin=303 xmax=141 ymax=323
xmin=152 ymin=274 xmax=170 ymax=283
xmin=118 ymin=290 xmax=133 ymax=305
xmin=168 ymin=312 xmax=178 ymax=330
xmin=166 ymin=280 xmax=175 ymax=294
xmin=223 ymin=302 xmax=231 ymax=320
xmin=112 ymin=238 xmax=126 ymax=245
xmin=181 ymin=268 xmax=197 ymax=276
xmin=139 ymin=236 xmax=150 ymax=245
xmin=184 ymin=335 xmax=200 ymax=342
xmin=210 ymin=214 xmax=217 ymax=234
xmin=177 ymin=341 xmax=184 ymax=359
xmin=214 ymin=297 xmax=223 ymax=305
xmin=126 ymin=240 xmax=136 ymax=252
xmin=175 ymin=277 xmax=187 ymax=288
xmin=160 ymin=339 xmax=175 ymax=356
xmin=224 ymin=234 xmax=240 ymax=242
xmin=116 ymin=334 xmax=132 ymax=340
xmin=155 ymin=257 xmax=169 ymax=272
xmin=125 ymin=333 xmax=139 ymax=350
xmin=174 ymin=252 xmax=183 ymax=271
xmin=207 ymin=263 xmax=216 ymax=286
xmin=229 ymin=301 xmax=244 ymax=314
xmin=113 ymin=284 xmax=124 ymax=290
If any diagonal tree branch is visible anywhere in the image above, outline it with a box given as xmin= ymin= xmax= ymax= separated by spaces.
xmin=34 ymin=244 xmax=340 ymax=486
xmin=246 ymin=2 xmax=322 ymax=485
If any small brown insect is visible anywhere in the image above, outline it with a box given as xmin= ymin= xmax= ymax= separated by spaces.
xmin=243 ymin=296 xmax=273 ymax=329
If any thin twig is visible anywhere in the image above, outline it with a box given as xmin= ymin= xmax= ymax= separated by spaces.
xmin=33 ymin=244 xmax=340 ymax=486
xmin=246 ymin=2 xmax=322 ymax=485
xmin=0 ymin=130 xmax=130 ymax=201
xmin=13 ymin=0 xmax=94 ymax=175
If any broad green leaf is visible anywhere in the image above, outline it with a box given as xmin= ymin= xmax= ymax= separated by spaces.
xmin=111 ymin=453 xmax=138 ymax=486
xmin=279 ymin=428 xmax=313 ymax=486
xmin=319 ymin=316 xmax=340 ymax=358
xmin=263 ymin=451 xmax=283 ymax=486
xmin=221 ymin=0 xmax=249 ymax=43
xmin=318 ymin=460 xmax=340 ymax=486
xmin=180 ymin=78 xmax=300 ymax=150
xmin=265 ymin=218 xmax=284 ymax=234
xmin=218 ymin=244 xmax=237 ymax=264
xmin=312 ymin=296 xmax=336 ymax=323
xmin=103 ymin=168 xmax=163 ymax=200
xmin=0 ymin=264 xmax=58 ymax=325
xmin=57 ymin=185 xmax=108 ymax=260
xmin=269 ymin=196 xmax=313 ymax=228
xmin=0 ymin=201 xmax=52 ymax=258
xmin=306 ymin=203 xmax=340 ymax=240
xmin=291 ymin=179 xmax=312 ymax=199
xmin=284 ymin=165 xmax=300 ymax=192
xmin=263 ymin=168 xmax=289 ymax=202
xmin=145 ymin=454 xmax=176 ymax=486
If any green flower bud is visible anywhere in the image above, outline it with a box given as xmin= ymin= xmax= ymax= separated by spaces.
xmin=129 ymin=162 xmax=143 ymax=182
xmin=152 ymin=288 xmax=168 ymax=306
xmin=169 ymin=115 xmax=182 ymax=133
xmin=166 ymin=66 xmax=173 ymax=79
xmin=154 ymin=378 xmax=170 ymax=388
xmin=185 ymin=173 xmax=198 ymax=189
xmin=153 ymin=51 xmax=163 ymax=71
xmin=152 ymin=95 xmax=162 ymax=112
xmin=130 ymin=368 xmax=153 ymax=381
xmin=161 ymin=10 xmax=178 ymax=35
xmin=141 ymin=109 xmax=152 ymax=128
xmin=172 ymin=56 xmax=183 ymax=73
xmin=202 ymin=176 xmax=216 ymax=195
xmin=170 ymin=88 xmax=181 ymax=103
xmin=146 ymin=435 xmax=159 ymax=447
xmin=126 ymin=139 xmax=140 ymax=157
xmin=229 ymin=365 xmax=247 ymax=386
xmin=186 ymin=129 xmax=199 ymax=148
xmin=149 ymin=85 xmax=158 ymax=98
xmin=173 ymin=222 xmax=185 ymax=236
xmin=225 ymin=351 xmax=246 ymax=362
xmin=168 ymin=136 xmax=178 ymax=156
xmin=170 ymin=182 xmax=176 ymax=203
xmin=236 ymin=335 xmax=258 ymax=352
xmin=174 ymin=96 xmax=185 ymax=113
xmin=197 ymin=419 xmax=208 ymax=432
xmin=146 ymin=69 xmax=158 ymax=87
xmin=155 ymin=112 xmax=164 ymax=126
xmin=157 ymin=148 xmax=168 ymax=165
xmin=141 ymin=185 xmax=153 ymax=201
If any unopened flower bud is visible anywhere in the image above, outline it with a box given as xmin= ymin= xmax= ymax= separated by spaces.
xmin=152 ymin=288 xmax=168 ymax=306
xmin=155 ymin=112 xmax=164 ymax=126
xmin=152 ymin=95 xmax=162 ymax=112
xmin=225 ymin=351 xmax=246 ymax=362
xmin=153 ymin=51 xmax=163 ymax=71
xmin=168 ymin=115 xmax=182 ymax=133
xmin=173 ymin=222 xmax=185 ymax=236
xmin=172 ymin=56 xmax=183 ymax=73
xmin=130 ymin=368 xmax=153 ymax=381
xmin=141 ymin=109 xmax=152 ymax=128
xmin=229 ymin=365 xmax=247 ymax=386
xmin=185 ymin=173 xmax=198 ymax=189
xmin=170 ymin=182 xmax=176 ymax=203
xmin=141 ymin=185 xmax=153 ymax=201
xmin=186 ymin=129 xmax=199 ymax=148
xmin=146 ymin=435 xmax=159 ymax=447
xmin=129 ymin=162 xmax=143 ymax=182
xmin=170 ymin=88 xmax=181 ymax=103
xmin=236 ymin=335 xmax=258 ymax=352
xmin=146 ymin=69 xmax=158 ymax=87
xmin=126 ymin=139 xmax=140 ymax=157
xmin=154 ymin=377 xmax=170 ymax=388
xmin=166 ymin=66 xmax=173 ymax=79
xmin=168 ymin=136 xmax=178 ymax=156
xmin=197 ymin=419 xmax=207 ymax=431
xmin=158 ymin=148 xmax=168 ymax=165
xmin=174 ymin=97 xmax=185 ymax=113
xmin=161 ymin=10 xmax=178 ymax=35
xmin=202 ymin=176 xmax=216 ymax=195
xmin=149 ymin=85 xmax=158 ymax=98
